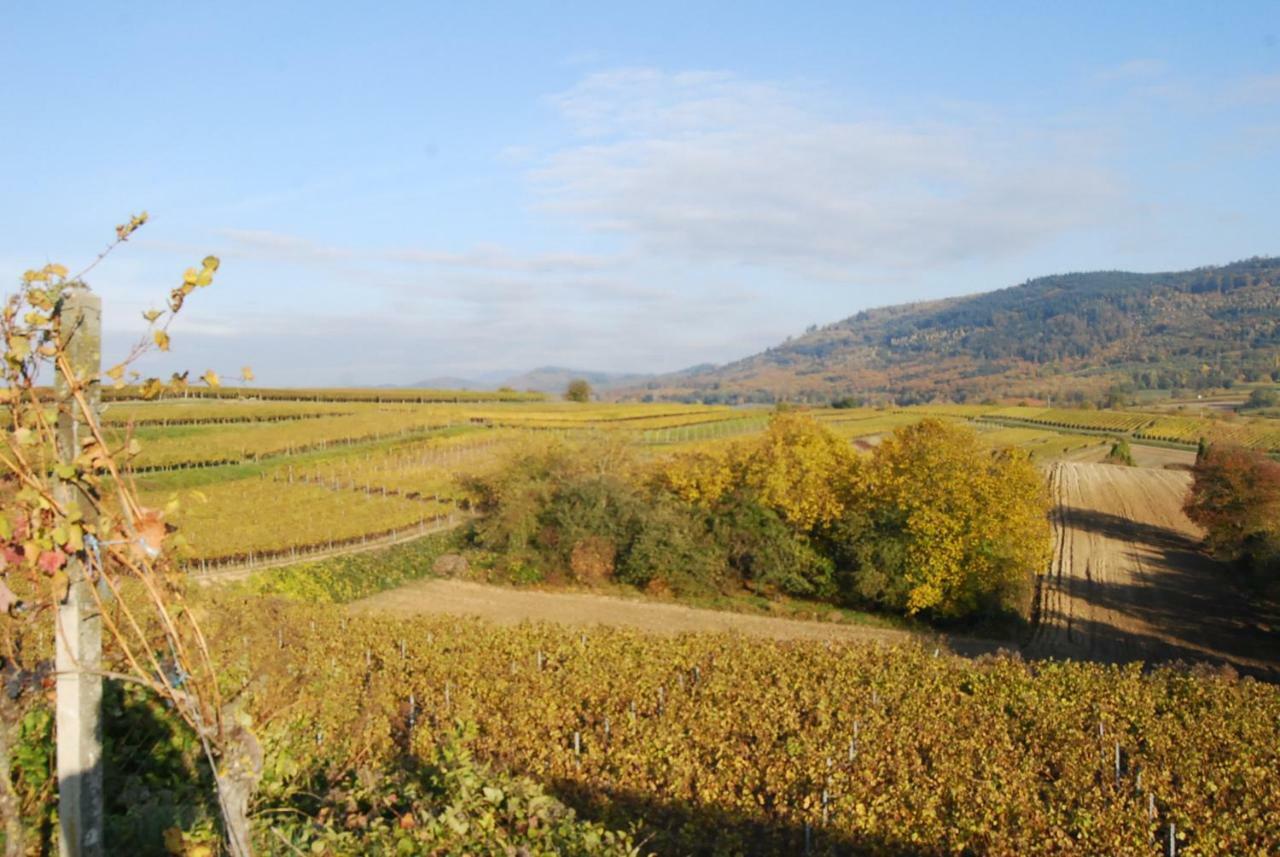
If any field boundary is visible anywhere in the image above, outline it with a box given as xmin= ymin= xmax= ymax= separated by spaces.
xmin=187 ymin=513 xmax=474 ymax=582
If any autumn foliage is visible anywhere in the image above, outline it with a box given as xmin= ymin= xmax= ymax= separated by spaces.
xmin=471 ymin=413 xmax=1051 ymax=622
xmin=1184 ymin=443 xmax=1280 ymax=580
xmin=840 ymin=419 xmax=1051 ymax=619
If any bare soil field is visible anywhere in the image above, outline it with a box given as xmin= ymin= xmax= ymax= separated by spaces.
xmin=1026 ymin=462 xmax=1279 ymax=679
xmin=1129 ymin=443 xmax=1196 ymax=469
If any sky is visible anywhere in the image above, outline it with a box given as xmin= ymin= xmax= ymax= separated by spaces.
xmin=2 ymin=2 xmax=1278 ymax=386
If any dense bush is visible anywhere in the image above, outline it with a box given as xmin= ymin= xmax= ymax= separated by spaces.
xmin=710 ymin=493 xmax=836 ymax=599
xmin=461 ymin=438 xmax=724 ymax=594
xmin=463 ymin=415 xmax=1051 ymax=622
xmin=1243 ymin=387 xmax=1279 ymax=410
xmin=1107 ymin=437 xmax=1136 ymax=466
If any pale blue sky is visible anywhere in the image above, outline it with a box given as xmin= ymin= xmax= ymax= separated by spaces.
xmin=2 ymin=2 xmax=1278 ymax=385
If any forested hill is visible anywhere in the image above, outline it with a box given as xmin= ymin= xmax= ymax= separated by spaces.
xmin=631 ymin=257 xmax=1280 ymax=405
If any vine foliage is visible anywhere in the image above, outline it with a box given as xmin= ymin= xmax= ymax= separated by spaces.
xmin=0 ymin=215 xmax=258 ymax=856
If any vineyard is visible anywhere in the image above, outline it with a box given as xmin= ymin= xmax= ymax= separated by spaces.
xmin=101 ymin=393 xmax=1280 ymax=566
xmin=101 ymin=385 xmax=547 ymax=403
xmin=979 ymin=407 xmax=1157 ymax=434
xmin=10 ymin=389 xmax=1280 ymax=854
xmin=201 ymin=598 xmax=1280 ymax=856
xmin=1136 ymin=415 xmax=1280 ymax=451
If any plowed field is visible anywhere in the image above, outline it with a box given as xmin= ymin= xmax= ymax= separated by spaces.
xmin=1026 ymin=462 xmax=1278 ymax=678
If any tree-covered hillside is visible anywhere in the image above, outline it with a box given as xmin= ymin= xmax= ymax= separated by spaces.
xmin=633 ymin=257 xmax=1280 ymax=404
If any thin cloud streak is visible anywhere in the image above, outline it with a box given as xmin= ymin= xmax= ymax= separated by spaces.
xmin=533 ymin=69 xmax=1124 ymax=280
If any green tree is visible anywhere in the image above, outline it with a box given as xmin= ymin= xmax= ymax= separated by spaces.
xmin=564 ymin=378 xmax=592 ymax=402
xmin=1106 ymin=437 xmax=1135 ymax=466
xmin=1243 ymin=387 xmax=1278 ymax=410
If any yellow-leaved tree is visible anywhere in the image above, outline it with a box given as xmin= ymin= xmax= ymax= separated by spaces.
xmin=652 ymin=444 xmax=739 ymax=508
xmin=738 ymin=411 xmax=860 ymax=532
xmin=656 ymin=412 xmax=859 ymax=531
xmin=839 ymin=419 xmax=1050 ymax=619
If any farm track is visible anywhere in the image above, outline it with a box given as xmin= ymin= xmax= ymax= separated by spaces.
xmin=1026 ymin=462 xmax=1279 ymax=679
xmin=352 ymin=579 xmax=1005 ymax=654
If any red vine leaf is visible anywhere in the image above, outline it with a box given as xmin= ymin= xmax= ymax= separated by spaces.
xmin=132 ymin=508 xmax=168 ymax=560
xmin=37 ymin=548 xmax=67 ymax=575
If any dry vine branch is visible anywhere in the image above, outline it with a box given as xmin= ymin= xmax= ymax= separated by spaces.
xmin=0 ymin=218 xmax=259 ymax=856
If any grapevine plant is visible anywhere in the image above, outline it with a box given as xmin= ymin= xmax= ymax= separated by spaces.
xmin=0 ymin=215 xmax=259 ymax=856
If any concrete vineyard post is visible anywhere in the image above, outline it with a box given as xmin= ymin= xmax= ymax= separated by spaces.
xmin=54 ymin=288 xmax=104 ymax=857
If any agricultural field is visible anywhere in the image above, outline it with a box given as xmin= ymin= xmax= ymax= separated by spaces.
xmin=198 ymin=598 xmax=1280 ymax=855
xmin=978 ymin=406 xmax=1157 ymax=434
xmin=1029 ymin=462 xmax=1279 ymax=679
xmin=969 ymin=425 xmax=1107 ymax=460
xmin=111 ymin=392 xmax=1278 ymax=567
xmin=1136 ymin=414 xmax=1280 ymax=451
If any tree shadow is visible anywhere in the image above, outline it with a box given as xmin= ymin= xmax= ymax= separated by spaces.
xmin=1034 ymin=507 xmax=1280 ymax=681
xmin=540 ymin=776 xmax=935 ymax=857
xmin=1056 ymin=506 xmax=1200 ymax=553
xmin=100 ymin=681 xmax=220 ymax=854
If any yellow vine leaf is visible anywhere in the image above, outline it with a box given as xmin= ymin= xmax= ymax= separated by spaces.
xmin=154 ymin=330 xmax=170 ymax=352
xmin=202 ymin=369 xmax=221 ymax=388
xmin=140 ymin=378 xmax=164 ymax=400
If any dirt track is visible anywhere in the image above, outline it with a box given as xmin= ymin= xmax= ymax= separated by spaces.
xmin=352 ymin=579 xmax=1003 ymax=655
xmin=1026 ymin=462 xmax=1279 ymax=678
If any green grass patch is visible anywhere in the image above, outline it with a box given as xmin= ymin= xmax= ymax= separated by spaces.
xmin=236 ymin=531 xmax=458 ymax=603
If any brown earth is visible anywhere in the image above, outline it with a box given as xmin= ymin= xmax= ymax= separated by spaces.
xmin=352 ymin=579 xmax=1004 ymax=656
xmin=1026 ymin=462 xmax=1279 ymax=679
xmin=1128 ymin=443 xmax=1196 ymax=469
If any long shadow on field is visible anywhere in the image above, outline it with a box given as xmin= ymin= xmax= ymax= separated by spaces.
xmin=1028 ymin=611 xmax=1279 ymax=682
xmin=1057 ymin=506 xmax=1200 ymax=553
xmin=540 ymin=778 xmax=931 ymax=857
xmin=1040 ymin=507 xmax=1280 ymax=681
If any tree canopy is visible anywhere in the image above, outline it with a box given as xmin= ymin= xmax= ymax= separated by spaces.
xmin=564 ymin=378 xmax=592 ymax=402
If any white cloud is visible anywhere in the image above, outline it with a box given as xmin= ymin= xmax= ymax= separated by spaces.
xmin=533 ymin=69 xmax=1122 ymax=279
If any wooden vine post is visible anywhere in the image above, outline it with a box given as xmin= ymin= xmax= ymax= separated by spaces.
xmin=54 ymin=287 xmax=104 ymax=857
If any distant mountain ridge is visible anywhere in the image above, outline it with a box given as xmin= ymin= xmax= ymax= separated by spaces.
xmin=624 ymin=257 xmax=1280 ymax=404
xmin=412 ymin=366 xmax=654 ymax=395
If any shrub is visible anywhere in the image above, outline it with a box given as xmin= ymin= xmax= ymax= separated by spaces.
xmin=1106 ymin=437 xmax=1135 ymax=466
xmin=616 ymin=497 xmax=725 ymax=595
xmin=710 ymin=493 xmax=835 ymax=599
xmin=1243 ymin=387 xmax=1279 ymax=410
xmin=564 ymin=378 xmax=592 ymax=402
